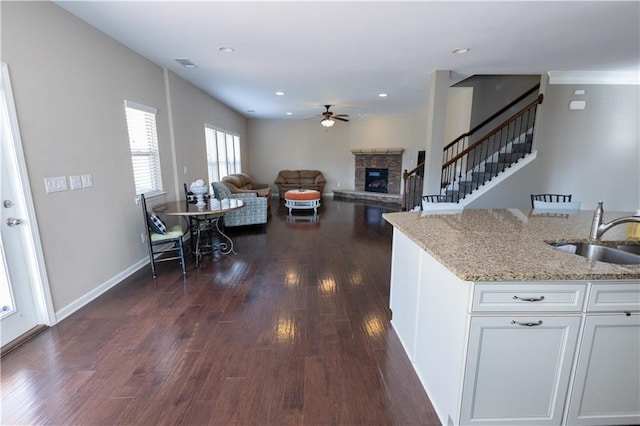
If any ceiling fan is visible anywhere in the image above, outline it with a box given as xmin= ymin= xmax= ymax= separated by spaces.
xmin=320 ymin=105 xmax=349 ymax=127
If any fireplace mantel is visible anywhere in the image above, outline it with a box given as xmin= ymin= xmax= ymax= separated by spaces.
xmin=351 ymin=148 xmax=405 ymax=155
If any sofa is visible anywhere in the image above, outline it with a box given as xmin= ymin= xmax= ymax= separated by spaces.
xmin=211 ymin=182 xmax=268 ymax=227
xmin=274 ymin=170 xmax=326 ymax=199
xmin=221 ymin=173 xmax=272 ymax=200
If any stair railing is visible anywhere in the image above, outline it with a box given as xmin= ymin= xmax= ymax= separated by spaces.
xmin=402 ymin=83 xmax=543 ymax=209
xmin=441 ymin=84 xmax=540 ymax=176
xmin=440 ymin=93 xmax=543 ymax=201
xmin=402 ymin=163 xmax=424 ymax=211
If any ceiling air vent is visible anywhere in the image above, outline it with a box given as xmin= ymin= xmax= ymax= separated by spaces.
xmin=174 ymin=58 xmax=197 ymax=68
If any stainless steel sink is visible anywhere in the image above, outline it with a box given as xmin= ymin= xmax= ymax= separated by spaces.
xmin=615 ymin=244 xmax=640 ymax=256
xmin=551 ymin=242 xmax=640 ymax=265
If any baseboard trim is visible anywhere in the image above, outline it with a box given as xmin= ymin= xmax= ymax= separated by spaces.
xmin=55 ymin=257 xmax=149 ymax=322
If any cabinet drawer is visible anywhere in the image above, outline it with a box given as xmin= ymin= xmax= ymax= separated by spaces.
xmin=472 ymin=283 xmax=587 ymax=312
xmin=586 ymin=282 xmax=640 ymax=312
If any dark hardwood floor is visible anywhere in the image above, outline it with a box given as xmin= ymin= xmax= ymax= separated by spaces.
xmin=1 ymin=198 xmax=440 ymax=426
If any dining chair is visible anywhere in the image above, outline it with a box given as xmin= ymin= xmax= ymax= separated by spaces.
xmin=141 ymin=193 xmax=187 ymax=278
xmin=421 ymin=194 xmax=463 ymax=214
xmin=530 ymin=193 xmax=573 ymax=209
xmin=422 ymin=194 xmax=450 ymax=203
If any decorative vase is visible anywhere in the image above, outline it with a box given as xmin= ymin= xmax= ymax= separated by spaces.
xmin=190 ymin=180 xmax=209 ymax=210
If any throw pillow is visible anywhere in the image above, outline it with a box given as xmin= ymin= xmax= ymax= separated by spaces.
xmin=147 ymin=212 xmax=167 ymax=234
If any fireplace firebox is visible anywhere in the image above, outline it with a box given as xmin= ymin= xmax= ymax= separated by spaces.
xmin=365 ymin=168 xmax=389 ymax=193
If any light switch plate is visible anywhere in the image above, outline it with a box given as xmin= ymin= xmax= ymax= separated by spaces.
xmin=81 ymin=174 xmax=93 ymax=188
xmin=44 ymin=176 xmax=68 ymax=193
xmin=69 ymin=175 xmax=83 ymax=190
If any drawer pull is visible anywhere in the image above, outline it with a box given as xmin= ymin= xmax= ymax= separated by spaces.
xmin=513 ymin=295 xmax=545 ymax=302
xmin=511 ymin=320 xmax=543 ymax=327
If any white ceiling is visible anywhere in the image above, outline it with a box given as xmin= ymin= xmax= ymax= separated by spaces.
xmin=55 ymin=1 xmax=640 ymax=120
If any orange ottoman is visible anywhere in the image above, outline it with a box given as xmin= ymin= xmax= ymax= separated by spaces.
xmin=284 ymin=189 xmax=321 ymax=215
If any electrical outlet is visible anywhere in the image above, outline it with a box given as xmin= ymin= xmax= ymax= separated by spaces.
xmin=69 ymin=175 xmax=83 ymax=190
xmin=81 ymin=174 xmax=93 ymax=188
xmin=44 ymin=176 xmax=68 ymax=193
xmin=141 ymin=232 xmax=147 ymax=243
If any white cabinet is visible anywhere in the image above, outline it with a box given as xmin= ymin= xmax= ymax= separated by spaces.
xmin=387 ymin=230 xmax=640 ymax=426
xmin=565 ymin=282 xmax=640 ymax=426
xmin=472 ymin=282 xmax=586 ymax=312
xmin=460 ymin=315 xmax=581 ymax=425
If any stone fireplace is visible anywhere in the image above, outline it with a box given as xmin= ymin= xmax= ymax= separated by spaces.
xmin=352 ymin=148 xmax=404 ymax=195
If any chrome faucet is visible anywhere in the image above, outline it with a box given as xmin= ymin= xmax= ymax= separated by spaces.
xmin=590 ymin=201 xmax=640 ymax=239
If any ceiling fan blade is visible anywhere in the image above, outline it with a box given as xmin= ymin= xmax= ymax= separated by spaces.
xmin=334 ymin=114 xmax=349 ymax=118
xmin=334 ymin=116 xmax=349 ymax=122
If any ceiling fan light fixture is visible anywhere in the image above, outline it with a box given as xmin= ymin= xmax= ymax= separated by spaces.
xmin=321 ymin=118 xmax=335 ymax=128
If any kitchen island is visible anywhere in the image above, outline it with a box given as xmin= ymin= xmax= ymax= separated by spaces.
xmin=383 ymin=208 xmax=639 ymax=426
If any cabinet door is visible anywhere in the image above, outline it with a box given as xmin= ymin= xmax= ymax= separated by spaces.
xmin=565 ymin=314 xmax=640 ymax=426
xmin=460 ymin=316 xmax=581 ymax=425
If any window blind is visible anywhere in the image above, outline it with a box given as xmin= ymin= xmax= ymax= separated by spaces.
xmin=205 ymin=125 xmax=241 ymax=184
xmin=124 ymin=100 xmax=163 ymax=196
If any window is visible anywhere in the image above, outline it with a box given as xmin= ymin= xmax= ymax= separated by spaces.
xmin=124 ymin=100 xmax=163 ymax=196
xmin=205 ymin=125 xmax=241 ymax=183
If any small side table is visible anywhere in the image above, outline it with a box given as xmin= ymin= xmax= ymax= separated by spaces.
xmin=284 ymin=189 xmax=321 ymax=215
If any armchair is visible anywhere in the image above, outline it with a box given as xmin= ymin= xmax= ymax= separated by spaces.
xmin=211 ymin=182 xmax=268 ymax=227
xmin=221 ymin=173 xmax=272 ymax=200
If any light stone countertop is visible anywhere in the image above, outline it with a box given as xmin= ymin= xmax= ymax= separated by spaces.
xmin=383 ymin=208 xmax=640 ymax=281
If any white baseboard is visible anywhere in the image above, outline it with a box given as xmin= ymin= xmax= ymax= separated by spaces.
xmin=54 ymin=257 xmax=149 ymax=322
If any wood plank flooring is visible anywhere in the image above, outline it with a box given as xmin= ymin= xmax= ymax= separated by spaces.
xmin=1 ymin=198 xmax=440 ymax=425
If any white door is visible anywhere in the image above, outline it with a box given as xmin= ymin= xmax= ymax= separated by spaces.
xmin=1 ymin=148 xmax=39 ymax=345
xmin=1 ymin=62 xmax=52 ymax=347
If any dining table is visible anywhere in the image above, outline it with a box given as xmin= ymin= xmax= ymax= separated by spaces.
xmin=154 ymin=198 xmax=244 ymax=266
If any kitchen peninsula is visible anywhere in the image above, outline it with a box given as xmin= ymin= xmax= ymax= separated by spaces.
xmin=383 ymin=208 xmax=640 ymax=426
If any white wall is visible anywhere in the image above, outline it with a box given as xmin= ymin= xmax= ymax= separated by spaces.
xmin=1 ymin=1 xmax=247 ymax=314
xmin=247 ymin=110 xmax=428 ymax=195
xmin=445 ymin=87 xmax=473 ymax=143
xmin=467 ymin=81 xmax=639 ymax=212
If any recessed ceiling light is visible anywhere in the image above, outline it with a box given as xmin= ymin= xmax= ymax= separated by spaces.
xmin=275 ymin=91 xmax=285 ymax=96
xmin=218 ymin=46 xmax=235 ymax=53
xmin=285 ymin=112 xmax=293 ymax=116
xmin=174 ymin=58 xmax=198 ymax=68
xmin=452 ymin=48 xmax=470 ymax=54
xmin=378 ymin=93 xmax=388 ymax=98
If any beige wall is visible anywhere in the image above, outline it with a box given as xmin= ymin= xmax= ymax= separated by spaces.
xmin=1 ymin=1 xmax=247 ymax=316
xmin=248 ymin=110 xmax=428 ymax=194
xmin=167 ymin=72 xmax=249 ymax=192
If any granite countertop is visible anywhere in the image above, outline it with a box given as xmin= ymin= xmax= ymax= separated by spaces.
xmin=383 ymin=209 xmax=640 ymax=281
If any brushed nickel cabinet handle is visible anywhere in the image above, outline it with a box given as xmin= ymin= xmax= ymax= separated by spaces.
xmin=513 ymin=295 xmax=545 ymax=302
xmin=511 ymin=320 xmax=543 ymax=327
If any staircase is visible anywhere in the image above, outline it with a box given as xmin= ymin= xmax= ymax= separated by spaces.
xmin=403 ymin=84 xmax=543 ymax=210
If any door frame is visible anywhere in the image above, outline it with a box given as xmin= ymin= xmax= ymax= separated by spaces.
xmin=2 ymin=62 xmax=55 ymax=327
